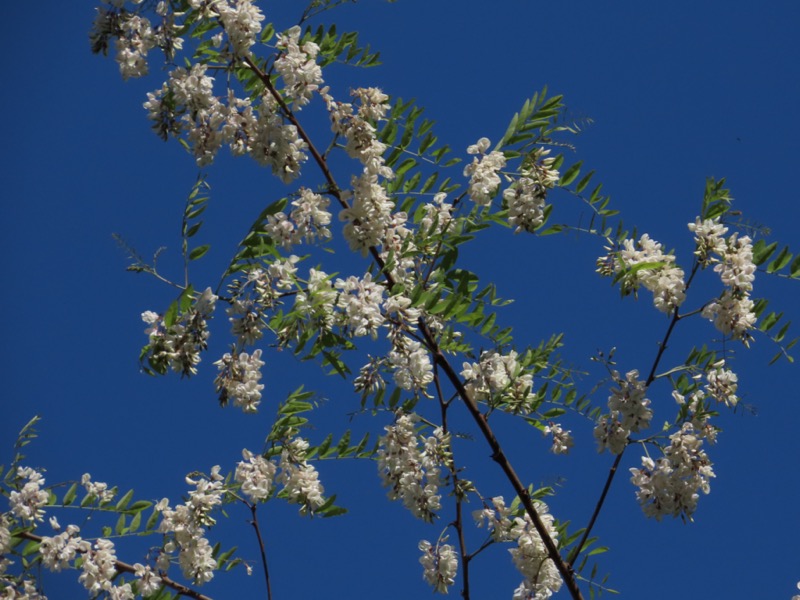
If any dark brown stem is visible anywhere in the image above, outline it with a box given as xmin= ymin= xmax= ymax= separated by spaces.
xmin=17 ymin=530 xmax=214 ymax=600
xmin=244 ymin=54 xmax=583 ymax=600
xmin=249 ymin=503 xmax=273 ymax=600
xmin=434 ymin=365 xmax=469 ymax=600
xmin=421 ymin=321 xmax=584 ymax=600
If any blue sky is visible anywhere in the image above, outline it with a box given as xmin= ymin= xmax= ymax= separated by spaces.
xmin=2 ymin=1 xmax=799 ymax=599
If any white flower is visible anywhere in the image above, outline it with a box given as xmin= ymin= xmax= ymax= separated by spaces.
xmin=278 ymin=438 xmax=326 ymax=515
xmin=464 ymin=138 xmax=506 ymax=205
xmin=9 ymin=467 xmax=50 ymax=522
xmin=81 ymin=473 xmax=116 ymax=504
xmin=474 ymin=497 xmax=561 ymax=599
xmin=593 ymin=413 xmax=629 ymax=455
xmin=599 ymin=233 xmax=686 ymax=313
xmin=275 ymin=26 xmax=323 ymax=106
xmin=39 ymin=525 xmax=82 ymax=572
xmin=702 ymin=290 xmax=756 ymax=344
xmin=542 ymin=423 xmax=573 ymax=455
xmin=418 ymin=539 xmax=458 ymax=593
xmin=214 ymin=349 xmax=265 ymax=413
xmin=629 ymin=423 xmax=715 ymax=521
xmin=334 ymin=273 xmax=386 ymax=338
xmin=503 ymin=149 xmax=559 ymax=233
xmin=78 ymin=538 xmax=118 ymax=594
xmin=688 ymin=217 xmax=728 ymax=264
xmin=705 ymin=366 xmax=739 ymax=407
xmin=388 ymin=339 xmax=434 ymax=393
xmin=215 ymin=0 xmax=265 ymax=57
xmin=607 ymin=370 xmax=652 ymax=432
xmin=134 ymin=563 xmax=162 ymax=597
xmin=377 ymin=413 xmax=447 ymax=522
xmin=235 ymin=449 xmax=277 ymax=501
xmin=461 ymin=350 xmax=534 ymax=412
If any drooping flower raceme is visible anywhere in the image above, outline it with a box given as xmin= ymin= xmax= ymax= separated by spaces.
xmin=697 ymin=227 xmax=757 ymax=344
xmin=212 ymin=0 xmax=265 ymax=57
xmin=388 ymin=339 xmax=434 ymax=394
xmin=629 ymin=423 xmax=715 ymax=521
xmin=705 ymin=364 xmax=739 ymax=408
xmin=78 ymin=538 xmax=119 ymax=595
xmin=464 ymin=137 xmax=506 ymax=206
xmin=473 ymin=496 xmax=562 ymax=600
xmin=334 ymin=273 xmax=386 ymax=339
xmin=9 ymin=467 xmax=49 ymax=522
xmin=594 ymin=370 xmax=651 ymax=455
xmin=542 ymin=422 xmax=573 ymax=455
xmin=598 ymin=233 xmax=686 ymax=314
xmin=277 ymin=438 xmax=326 ymax=515
xmin=235 ymin=449 xmax=277 ymax=502
xmin=142 ymin=287 xmax=217 ymax=376
xmin=461 ymin=350 xmax=535 ymax=412
xmin=81 ymin=473 xmax=116 ymax=504
xmin=39 ymin=525 xmax=83 ymax=573
xmin=503 ymin=148 xmax=559 ymax=234
xmin=275 ymin=26 xmax=323 ymax=107
xmin=213 ymin=349 xmax=265 ymax=413
xmin=157 ymin=466 xmax=225 ymax=584
xmin=418 ymin=538 xmax=458 ymax=594
xmin=377 ymin=413 xmax=449 ymax=522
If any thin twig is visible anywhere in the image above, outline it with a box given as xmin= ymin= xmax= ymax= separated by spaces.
xmin=568 ymin=262 xmax=702 ymax=564
xmin=249 ymin=503 xmax=273 ymax=600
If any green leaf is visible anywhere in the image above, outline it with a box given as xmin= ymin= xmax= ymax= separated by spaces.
xmin=63 ymin=482 xmax=78 ymax=506
xmin=115 ymin=513 xmax=126 ymax=536
xmin=115 ymin=489 xmax=134 ymax=511
xmin=189 ymin=245 xmax=211 ymax=261
xmin=559 ymin=161 xmax=582 ymax=187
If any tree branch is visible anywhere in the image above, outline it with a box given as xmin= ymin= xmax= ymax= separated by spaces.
xmin=17 ymin=531 xmax=214 ymax=600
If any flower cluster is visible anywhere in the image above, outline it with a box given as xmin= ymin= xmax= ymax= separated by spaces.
xmin=235 ymin=449 xmax=277 ymax=502
xmin=334 ymin=273 xmax=387 ymax=339
xmin=705 ymin=364 xmax=739 ymax=408
xmin=473 ymin=497 xmax=562 ymax=600
xmin=142 ymin=288 xmax=217 ymax=376
xmin=594 ymin=370 xmax=652 ymax=455
xmin=323 ymin=87 xmax=391 ymax=176
xmin=598 ymin=233 xmax=686 ymax=314
xmin=388 ymin=339 xmax=434 ymax=394
xmin=293 ymin=268 xmax=337 ymax=331
xmin=275 ymin=26 xmax=323 ymax=106
xmin=464 ymin=138 xmax=506 ymax=206
xmin=38 ymin=528 xmax=132 ymax=598
xmin=9 ymin=467 xmax=49 ymax=523
xmin=418 ymin=538 xmax=458 ymax=593
xmin=277 ymin=438 xmax=326 ymax=515
xmin=81 ymin=473 xmax=116 ymax=504
xmin=461 ymin=350 xmax=535 ymax=412
xmin=503 ymin=148 xmax=559 ymax=233
xmin=157 ymin=466 xmax=225 ymax=584
xmin=78 ymin=538 xmax=119 ymax=596
xmin=214 ymin=349 xmax=265 ymax=413
xmin=542 ymin=422 xmax=573 ymax=455
xmin=419 ymin=193 xmax=455 ymax=238
xmin=211 ymin=0 xmax=265 ymax=57
xmin=39 ymin=525 xmax=83 ymax=573
xmin=377 ymin=413 xmax=449 ymax=522
xmin=143 ymin=65 xmax=309 ymax=175
xmin=693 ymin=219 xmax=757 ymax=344
xmin=90 ymin=3 xmax=184 ymax=80
xmin=629 ymin=423 xmax=715 ymax=521
xmin=265 ymin=188 xmax=332 ymax=250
